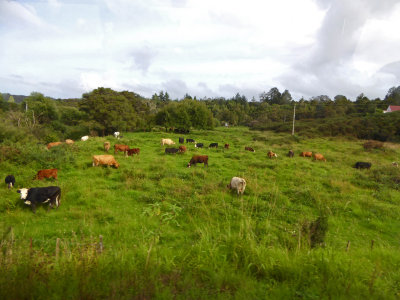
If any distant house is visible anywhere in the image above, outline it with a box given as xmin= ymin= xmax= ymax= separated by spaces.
xmin=384 ymin=105 xmax=400 ymax=113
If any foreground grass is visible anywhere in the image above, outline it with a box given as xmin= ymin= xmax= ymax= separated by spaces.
xmin=1 ymin=127 xmax=400 ymax=299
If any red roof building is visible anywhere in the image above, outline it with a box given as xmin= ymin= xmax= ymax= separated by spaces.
xmin=384 ymin=105 xmax=400 ymax=113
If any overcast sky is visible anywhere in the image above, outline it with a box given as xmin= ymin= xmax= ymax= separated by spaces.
xmin=1 ymin=0 xmax=400 ymax=101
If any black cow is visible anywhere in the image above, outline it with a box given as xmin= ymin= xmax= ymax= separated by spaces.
xmin=17 ymin=186 xmax=61 ymax=213
xmin=354 ymin=162 xmax=372 ymax=169
xmin=179 ymin=137 xmax=184 ymax=144
xmin=209 ymin=143 xmax=218 ymax=148
xmin=165 ymin=148 xmax=179 ymax=154
xmin=186 ymin=138 xmax=195 ymax=143
xmin=288 ymin=150 xmax=294 ymax=158
xmin=5 ymin=175 xmax=15 ymax=189
xmin=195 ymin=143 xmax=203 ymax=148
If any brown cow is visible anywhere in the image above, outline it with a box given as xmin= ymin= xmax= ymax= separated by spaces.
xmin=313 ymin=153 xmax=326 ymax=162
xmin=245 ymin=147 xmax=255 ymax=152
xmin=179 ymin=145 xmax=187 ymax=153
xmin=300 ymin=151 xmax=313 ymax=157
xmin=114 ymin=144 xmax=130 ymax=156
xmin=104 ymin=142 xmax=111 ymax=152
xmin=268 ymin=151 xmax=278 ymax=158
xmin=92 ymin=155 xmax=120 ymax=168
xmin=187 ymin=155 xmax=208 ymax=167
xmin=47 ymin=142 xmax=62 ymax=150
xmin=224 ymin=144 xmax=230 ymax=149
xmin=65 ymin=139 xmax=74 ymax=145
xmin=35 ymin=168 xmax=58 ymax=180
xmin=127 ymin=148 xmax=140 ymax=156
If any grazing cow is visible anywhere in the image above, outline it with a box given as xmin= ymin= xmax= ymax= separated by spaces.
xmin=354 ymin=162 xmax=372 ymax=169
xmin=81 ymin=136 xmax=89 ymax=141
xmin=179 ymin=137 xmax=184 ymax=144
xmin=186 ymin=138 xmax=196 ymax=143
xmin=165 ymin=148 xmax=179 ymax=154
xmin=17 ymin=186 xmax=61 ymax=213
xmin=161 ymin=138 xmax=175 ymax=146
xmin=195 ymin=143 xmax=203 ymax=148
xmin=245 ymin=147 xmax=255 ymax=152
xmin=114 ymin=131 xmax=120 ymax=139
xmin=179 ymin=145 xmax=187 ymax=153
xmin=224 ymin=144 xmax=230 ymax=149
xmin=47 ymin=142 xmax=62 ymax=150
xmin=92 ymin=155 xmax=120 ymax=168
xmin=114 ymin=144 xmax=130 ymax=156
xmin=35 ymin=169 xmax=58 ymax=180
xmin=65 ymin=139 xmax=74 ymax=145
xmin=5 ymin=175 xmax=15 ymax=189
xmin=209 ymin=143 xmax=218 ymax=148
xmin=300 ymin=151 xmax=313 ymax=157
xmin=187 ymin=155 xmax=208 ymax=167
xmin=268 ymin=151 xmax=278 ymax=158
xmin=104 ymin=142 xmax=111 ymax=152
xmin=313 ymin=153 xmax=326 ymax=162
xmin=127 ymin=148 xmax=140 ymax=156
xmin=288 ymin=150 xmax=294 ymax=157
xmin=227 ymin=177 xmax=246 ymax=195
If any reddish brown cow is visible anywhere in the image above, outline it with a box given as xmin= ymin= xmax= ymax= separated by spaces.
xmin=127 ymin=148 xmax=140 ymax=156
xmin=35 ymin=168 xmax=58 ymax=180
xmin=313 ymin=153 xmax=326 ymax=162
xmin=300 ymin=151 xmax=313 ymax=157
xmin=47 ymin=142 xmax=62 ymax=150
xmin=179 ymin=145 xmax=187 ymax=153
xmin=224 ymin=144 xmax=230 ymax=149
xmin=245 ymin=147 xmax=255 ymax=152
xmin=187 ymin=155 xmax=208 ymax=167
xmin=114 ymin=144 xmax=130 ymax=156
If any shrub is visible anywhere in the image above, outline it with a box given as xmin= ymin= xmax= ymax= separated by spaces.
xmin=363 ymin=140 xmax=384 ymax=150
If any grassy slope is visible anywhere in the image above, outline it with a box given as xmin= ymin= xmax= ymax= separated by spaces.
xmin=1 ymin=127 xmax=400 ymax=299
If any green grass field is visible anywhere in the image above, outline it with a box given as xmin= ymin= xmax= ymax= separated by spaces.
xmin=1 ymin=127 xmax=400 ymax=299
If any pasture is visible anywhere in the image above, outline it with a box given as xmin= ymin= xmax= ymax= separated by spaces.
xmin=1 ymin=127 xmax=400 ymax=299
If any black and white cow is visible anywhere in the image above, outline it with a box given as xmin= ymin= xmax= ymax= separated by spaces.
xmin=195 ymin=143 xmax=203 ymax=148
xmin=186 ymin=138 xmax=196 ymax=143
xmin=17 ymin=186 xmax=61 ymax=213
xmin=5 ymin=175 xmax=15 ymax=189
xmin=209 ymin=143 xmax=218 ymax=148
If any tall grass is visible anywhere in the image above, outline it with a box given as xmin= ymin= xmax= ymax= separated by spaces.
xmin=0 ymin=127 xmax=399 ymax=299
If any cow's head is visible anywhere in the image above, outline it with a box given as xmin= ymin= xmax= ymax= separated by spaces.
xmin=17 ymin=188 xmax=29 ymax=200
xmin=113 ymin=162 xmax=120 ymax=169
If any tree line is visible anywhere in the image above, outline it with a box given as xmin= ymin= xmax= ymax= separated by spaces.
xmin=1 ymin=85 xmax=400 ymax=143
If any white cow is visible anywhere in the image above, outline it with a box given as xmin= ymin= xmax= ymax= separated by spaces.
xmin=161 ymin=138 xmax=175 ymax=146
xmin=114 ymin=132 xmax=120 ymax=139
xmin=227 ymin=177 xmax=246 ymax=195
xmin=81 ymin=135 xmax=89 ymax=141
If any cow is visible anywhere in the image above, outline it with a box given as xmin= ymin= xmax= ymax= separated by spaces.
xmin=354 ymin=162 xmax=371 ymax=169
xmin=65 ymin=139 xmax=74 ymax=145
xmin=17 ymin=186 xmax=61 ymax=213
xmin=179 ymin=145 xmax=187 ymax=153
xmin=81 ymin=136 xmax=89 ymax=141
xmin=300 ymin=151 xmax=313 ymax=157
xmin=393 ymin=162 xmax=399 ymax=167
xmin=47 ymin=142 xmax=62 ymax=150
xmin=313 ymin=153 xmax=326 ymax=162
xmin=161 ymin=138 xmax=175 ymax=146
xmin=179 ymin=137 xmax=184 ymax=144
xmin=227 ymin=177 xmax=246 ymax=195
xmin=114 ymin=131 xmax=120 ymax=139
xmin=187 ymin=155 xmax=208 ymax=167
xmin=268 ymin=151 xmax=278 ymax=158
xmin=92 ymin=155 xmax=120 ymax=168
xmin=195 ymin=143 xmax=203 ymax=148
xmin=104 ymin=142 xmax=111 ymax=152
xmin=114 ymin=144 xmax=130 ymax=156
xmin=127 ymin=148 xmax=140 ymax=156
xmin=165 ymin=148 xmax=180 ymax=154
xmin=224 ymin=144 xmax=230 ymax=149
xmin=245 ymin=147 xmax=255 ymax=152
xmin=288 ymin=150 xmax=294 ymax=158
xmin=186 ymin=138 xmax=196 ymax=143
xmin=5 ymin=175 xmax=15 ymax=189
xmin=35 ymin=169 xmax=58 ymax=180
xmin=209 ymin=143 xmax=218 ymax=148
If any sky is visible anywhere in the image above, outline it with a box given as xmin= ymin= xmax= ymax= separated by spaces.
xmin=1 ymin=0 xmax=400 ymax=101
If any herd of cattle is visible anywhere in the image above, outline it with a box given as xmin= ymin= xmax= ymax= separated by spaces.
xmin=4 ymin=131 xmax=394 ymax=213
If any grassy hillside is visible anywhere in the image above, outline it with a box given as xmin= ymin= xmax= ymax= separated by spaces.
xmin=1 ymin=127 xmax=400 ymax=299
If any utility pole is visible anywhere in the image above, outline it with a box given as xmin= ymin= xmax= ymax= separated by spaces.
xmin=292 ymin=104 xmax=296 ymax=135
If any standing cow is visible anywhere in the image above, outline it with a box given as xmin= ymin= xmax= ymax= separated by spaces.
xmin=227 ymin=177 xmax=246 ymax=195
xmin=187 ymin=155 xmax=208 ymax=167
xmin=161 ymin=138 xmax=175 ymax=146
xmin=35 ymin=169 xmax=58 ymax=180
xmin=18 ymin=186 xmax=61 ymax=213
xmin=5 ymin=175 xmax=15 ymax=189
xmin=288 ymin=150 xmax=294 ymax=157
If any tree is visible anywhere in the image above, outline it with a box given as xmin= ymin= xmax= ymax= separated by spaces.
xmin=384 ymin=86 xmax=400 ymax=105
xmin=280 ymin=89 xmax=293 ymax=105
xmin=260 ymin=87 xmax=282 ymax=104
xmin=7 ymin=95 xmax=15 ymax=103
xmin=23 ymin=92 xmax=59 ymax=124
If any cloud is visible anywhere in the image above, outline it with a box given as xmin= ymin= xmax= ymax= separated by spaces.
xmin=129 ymin=46 xmax=158 ymax=73
xmin=0 ymin=0 xmax=44 ymax=28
